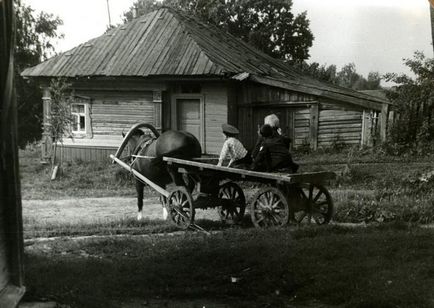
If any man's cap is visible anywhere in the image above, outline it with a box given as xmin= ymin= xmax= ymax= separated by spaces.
xmin=222 ymin=123 xmax=239 ymax=134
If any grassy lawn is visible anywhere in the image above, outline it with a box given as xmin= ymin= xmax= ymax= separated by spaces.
xmin=24 ymin=224 xmax=434 ymax=308
xmin=19 ymin=146 xmax=434 ymax=307
xmin=19 ymin=146 xmax=137 ymax=200
xmin=20 ymin=146 xmax=434 ymax=224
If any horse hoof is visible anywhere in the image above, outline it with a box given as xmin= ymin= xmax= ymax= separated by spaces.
xmin=137 ymin=212 xmax=143 ymax=221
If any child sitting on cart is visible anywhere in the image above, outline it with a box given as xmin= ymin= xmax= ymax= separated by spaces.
xmin=218 ymin=124 xmax=252 ymax=168
xmin=251 ymin=124 xmax=299 ymax=173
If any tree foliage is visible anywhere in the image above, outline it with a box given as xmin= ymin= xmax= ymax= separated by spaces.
xmin=14 ymin=0 xmax=62 ymax=148
xmin=48 ymin=78 xmax=71 ymax=144
xmin=296 ymin=61 xmax=382 ymax=90
xmin=124 ymin=0 xmax=314 ymax=63
xmin=47 ymin=78 xmax=72 ymax=168
xmin=384 ymin=52 xmax=434 ymax=151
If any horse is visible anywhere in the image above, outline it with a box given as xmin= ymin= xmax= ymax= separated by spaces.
xmin=115 ymin=123 xmax=202 ymax=220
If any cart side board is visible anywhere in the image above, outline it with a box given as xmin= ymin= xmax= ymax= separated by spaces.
xmin=163 ymin=157 xmax=336 ymax=184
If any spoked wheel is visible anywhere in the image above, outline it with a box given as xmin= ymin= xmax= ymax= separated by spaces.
xmin=217 ymin=182 xmax=246 ymax=224
xmin=167 ymin=187 xmax=195 ymax=229
xmin=294 ymin=183 xmax=333 ymax=225
xmin=250 ymin=187 xmax=290 ymax=228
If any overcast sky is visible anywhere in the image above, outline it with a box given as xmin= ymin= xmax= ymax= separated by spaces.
xmin=25 ymin=0 xmax=433 ymax=78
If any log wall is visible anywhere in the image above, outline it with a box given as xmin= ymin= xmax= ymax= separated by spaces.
xmin=317 ymin=105 xmax=363 ymax=148
xmin=202 ymin=83 xmax=227 ymax=155
xmin=237 ymin=82 xmax=370 ymax=150
xmin=294 ymin=108 xmax=311 ymax=147
xmin=74 ymin=90 xmax=157 ymax=137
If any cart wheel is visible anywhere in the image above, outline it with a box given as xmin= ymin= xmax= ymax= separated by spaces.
xmin=217 ymin=182 xmax=246 ymax=224
xmin=250 ymin=187 xmax=290 ymax=228
xmin=167 ymin=187 xmax=195 ymax=229
xmin=294 ymin=183 xmax=333 ymax=225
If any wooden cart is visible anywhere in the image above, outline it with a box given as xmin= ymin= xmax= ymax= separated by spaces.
xmin=111 ymin=154 xmax=336 ymax=229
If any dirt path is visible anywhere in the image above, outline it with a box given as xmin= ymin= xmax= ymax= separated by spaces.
xmin=22 ymin=196 xmax=219 ymax=225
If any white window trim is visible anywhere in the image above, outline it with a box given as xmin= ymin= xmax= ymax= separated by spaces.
xmin=70 ymin=96 xmax=92 ymax=138
xmin=71 ymin=103 xmax=87 ymax=134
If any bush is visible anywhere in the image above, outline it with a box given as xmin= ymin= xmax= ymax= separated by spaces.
xmin=334 ymin=175 xmax=434 ymax=224
xmin=384 ymin=52 xmax=434 ymax=150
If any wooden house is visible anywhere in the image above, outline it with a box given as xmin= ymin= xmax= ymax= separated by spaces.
xmin=22 ymin=7 xmax=392 ymax=161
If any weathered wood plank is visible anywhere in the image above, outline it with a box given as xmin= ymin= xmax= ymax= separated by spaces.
xmin=310 ymin=104 xmax=319 ymax=150
xmin=163 ymin=157 xmax=336 ymax=184
xmin=111 ymin=155 xmax=170 ymax=197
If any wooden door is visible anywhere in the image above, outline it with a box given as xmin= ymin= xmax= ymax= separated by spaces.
xmin=176 ymin=97 xmax=204 ymax=150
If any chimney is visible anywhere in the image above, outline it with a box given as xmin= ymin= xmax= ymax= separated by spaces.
xmin=133 ymin=5 xmax=138 ymax=19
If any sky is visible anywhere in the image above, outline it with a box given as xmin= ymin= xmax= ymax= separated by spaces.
xmin=25 ymin=0 xmax=433 ymax=78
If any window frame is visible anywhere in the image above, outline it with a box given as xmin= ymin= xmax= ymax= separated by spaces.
xmin=71 ymin=103 xmax=87 ymax=134
xmin=69 ymin=95 xmax=92 ymax=138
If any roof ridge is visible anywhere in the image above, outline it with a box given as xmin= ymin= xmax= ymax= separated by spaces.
xmin=163 ymin=8 xmax=227 ymax=75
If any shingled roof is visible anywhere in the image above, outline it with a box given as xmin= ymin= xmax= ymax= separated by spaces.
xmin=22 ymin=7 xmax=389 ymax=109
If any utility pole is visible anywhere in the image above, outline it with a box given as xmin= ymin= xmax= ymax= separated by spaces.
xmin=430 ymin=0 xmax=434 ymax=55
xmin=106 ymin=0 xmax=112 ymax=27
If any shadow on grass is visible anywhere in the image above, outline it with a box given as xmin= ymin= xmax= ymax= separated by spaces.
xmin=23 ymin=212 xmax=255 ymax=240
xmin=24 ymin=225 xmax=434 ymax=308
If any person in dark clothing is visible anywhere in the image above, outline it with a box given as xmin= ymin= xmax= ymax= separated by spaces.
xmin=252 ymin=124 xmax=299 ymax=173
xmin=251 ymin=113 xmax=292 ymax=159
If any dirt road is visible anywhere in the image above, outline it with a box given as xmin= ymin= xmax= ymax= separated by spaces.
xmin=22 ymin=196 xmax=219 ymax=224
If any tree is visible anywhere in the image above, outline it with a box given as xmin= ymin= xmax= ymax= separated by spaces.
xmin=294 ymin=61 xmax=337 ymax=84
xmin=14 ymin=0 xmax=62 ymax=148
xmin=47 ymin=78 xmax=72 ymax=171
xmin=384 ymin=51 xmax=434 ymax=150
xmin=296 ymin=61 xmax=382 ymax=90
xmin=124 ymin=0 xmax=314 ymax=63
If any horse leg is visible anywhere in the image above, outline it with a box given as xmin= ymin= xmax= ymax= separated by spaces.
xmin=136 ymin=180 xmax=144 ymax=221
xmin=160 ymin=191 xmax=168 ymax=220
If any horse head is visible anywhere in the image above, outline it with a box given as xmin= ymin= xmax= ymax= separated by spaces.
xmin=126 ymin=130 xmax=155 ymax=158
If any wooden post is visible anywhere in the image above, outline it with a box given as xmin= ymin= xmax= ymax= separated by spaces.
xmin=309 ymin=103 xmax=319 ymax=150
xmin=0 ymin=1 xmax=26 ymax=306
xmin=153 ymin=90 xmax=162 ymax=131
xmin=361 ymin=110 xmax=371 ymax=147
xmin=41 ymin=87 xmax=52 ymax=164
xmin=380 ymin=103 xmax=389 ymax=142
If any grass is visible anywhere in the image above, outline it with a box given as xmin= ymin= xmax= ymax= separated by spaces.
xmin=24 ymin=224 xmax=434 ymax=308
xmin=19 ymin=146 xmax=434 ymax=307
xmin=19 ymin=146 xmax=139 ymax=200
xmin=22 ymin=216 xmax=233 ymax=240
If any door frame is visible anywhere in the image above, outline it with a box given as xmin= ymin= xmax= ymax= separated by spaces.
xmin=171 ymin=94 xmax=205 ymax=152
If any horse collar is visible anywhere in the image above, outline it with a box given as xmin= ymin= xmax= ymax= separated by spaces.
xmin=134 ymin=137 xmax=155 ymax=156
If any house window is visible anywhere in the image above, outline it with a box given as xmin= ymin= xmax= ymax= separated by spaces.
xmin=71 ymin=103 xmax=87 ymax=134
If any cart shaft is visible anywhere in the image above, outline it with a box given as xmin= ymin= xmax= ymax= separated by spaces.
xmin=110 ymin=155 xmax=170 ymax=198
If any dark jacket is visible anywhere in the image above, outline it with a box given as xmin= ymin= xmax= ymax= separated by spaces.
xmin=252 ymin=127 xmax=290 ymax=159
xmin=252 ymin=134 xmax=296 ymax=172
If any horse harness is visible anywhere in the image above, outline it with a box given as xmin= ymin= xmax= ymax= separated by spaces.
xmin=129 ymin=137 xmax=156 ymax=167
